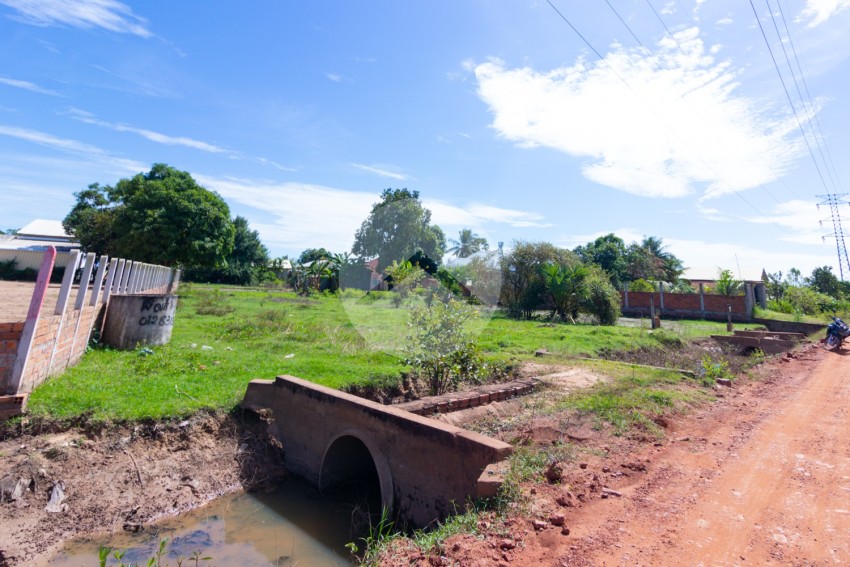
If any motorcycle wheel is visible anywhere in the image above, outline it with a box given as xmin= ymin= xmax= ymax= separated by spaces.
xmin=825 ymin=334 xmax=841 ymax=351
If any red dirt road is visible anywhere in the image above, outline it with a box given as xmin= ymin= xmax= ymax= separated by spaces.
xmin=431 ymin=343 xmax=850 ymax=567
xmin=569 ymin=344 xmax=850 ymax=566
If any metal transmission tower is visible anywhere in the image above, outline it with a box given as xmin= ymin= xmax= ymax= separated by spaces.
xmin=817 ymin=193 xmax=850 ymax=280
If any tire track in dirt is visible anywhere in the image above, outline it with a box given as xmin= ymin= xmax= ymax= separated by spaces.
xmin=583 ymin=347 xmax=850 ymax=566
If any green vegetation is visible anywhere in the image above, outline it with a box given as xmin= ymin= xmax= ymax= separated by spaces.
xmin=27 ymin=285 xmax=753 ymax=422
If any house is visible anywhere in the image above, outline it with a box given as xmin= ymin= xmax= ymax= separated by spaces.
xmin=0 ymin=219 xmax=80 ymax=272
xmin=0 ymin=219 xmax=79 ymax=252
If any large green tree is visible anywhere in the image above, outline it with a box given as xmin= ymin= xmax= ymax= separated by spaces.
xmin=63 ymin=164 xmax=235 ymax=269
xmin=574 ymin=233 xmax=628 ymax=288
xmin=351 ymin=188 xmax=446 ymax=272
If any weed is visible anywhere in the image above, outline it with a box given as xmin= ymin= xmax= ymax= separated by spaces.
xmin=699 ymin=355 xmax=733 ymax=386
xmin=193 ymin=288 xmax=234 ymax=316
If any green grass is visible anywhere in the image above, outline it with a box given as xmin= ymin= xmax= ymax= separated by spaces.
xmin=27 ymin=285 xmax=752 ymax=421
xmin=554 ymin=359 xmax=707 ymax=435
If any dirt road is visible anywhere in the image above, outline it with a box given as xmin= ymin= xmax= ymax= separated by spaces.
xmin=563 ymin=344 xmax=850 ymax=566
xmin=426 ymin=343 xmax=849 ymax=567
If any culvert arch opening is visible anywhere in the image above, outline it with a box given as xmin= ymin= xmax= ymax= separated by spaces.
xmin=320 ymin=434 xmax=391 ymax=531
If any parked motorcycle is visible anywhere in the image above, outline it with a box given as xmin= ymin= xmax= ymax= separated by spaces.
xmin=824 ymin=316 xmax=850 ymax=350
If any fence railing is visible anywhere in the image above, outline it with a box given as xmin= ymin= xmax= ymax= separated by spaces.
xmin=1 ymin=247 xmax=180 ymax=400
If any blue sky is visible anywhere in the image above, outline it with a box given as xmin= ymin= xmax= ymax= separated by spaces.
xmin=2 ymin=0 xmax=850 ymax=279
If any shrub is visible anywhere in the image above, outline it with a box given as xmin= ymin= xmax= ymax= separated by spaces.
xmin=629 ymin=278 xmax=655 ymax=292
xmin=582 ymin=271 xmax=621 ymax=325
xmin=404 ymin=299 xmax=483 ymax=395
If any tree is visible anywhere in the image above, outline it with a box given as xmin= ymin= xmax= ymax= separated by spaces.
xmin=220 ymin=216 xmax=270 ymax=284
xmin=298 ymin=247 xmax=333 ymax=264
xmin=447 ymin=229 xmax=488 ymax=258
xmin=541 ymin=262 xmax=588 ymax=323
xmin=715 ymin=268 xmax=742 ymax=296
xmin=625 ymin=236 xmax=684 ymax=283
xmin=574 ymin=233 xmax=629 ymax=289
xmin=63 ymin=164 xmax=234 ymax=269
xmin=808 ymin=266 xmax=841 ymax=298
xmin=352 ymin=189 xmax=446 ymax=272
xmin=500 ymin=241 xmax=579 ymax=319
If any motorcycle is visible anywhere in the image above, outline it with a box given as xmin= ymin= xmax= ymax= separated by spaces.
xmin=824 ymin=316 xmax=850 ymax=351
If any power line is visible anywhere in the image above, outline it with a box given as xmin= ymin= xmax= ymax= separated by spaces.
xmin=816 ymin=194 xmax=850 ymax=279
xmin=543 ymin=0 xmax=791 ymax=233
xmin=774 ymin=0 xmax=846 ymax=193
xmin=747 ymin=0 xmax=832 ymax=195
xmin=763 ymin=0 xmax=838 ymax=194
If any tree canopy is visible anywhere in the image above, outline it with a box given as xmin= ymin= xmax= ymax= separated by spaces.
xmin=63 ymin=164 xmax=235 ymax=269
xmin=351 ymin=188 xmax=446 ymax=272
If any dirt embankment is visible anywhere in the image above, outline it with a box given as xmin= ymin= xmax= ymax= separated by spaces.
xmin=0 ymin=411 xmax=285 ymax=567
xmin=383 ymin=342 xmax=850 ymax=566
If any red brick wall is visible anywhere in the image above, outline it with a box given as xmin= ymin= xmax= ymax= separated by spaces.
xmin=621 ymin=291 xmax=749 ymax=320
xmin=17 ymin=303 xmax=104 ymax=393
xmin=0 ymin=322 xmax=23 ymax=393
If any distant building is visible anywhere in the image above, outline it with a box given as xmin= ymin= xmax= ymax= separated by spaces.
xmin=0 ymin=219 xmax=79 ymax=252
xmin=0 ymin=219 xmax=80 ymax=272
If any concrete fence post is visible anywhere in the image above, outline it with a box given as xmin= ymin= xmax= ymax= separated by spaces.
xmin=119 ymin=261 xmax=133 ymax=294
xmin=55 ymin=250 xmax=81 ymax=316
xmin=89 ymin=255 xmax=109 ymax=306
xmin=623 ymin=284 xmax=629 ymax=309
xmin=101 ymin=258 xmax=119 ymax=304
xmin=658 ymin=281 xmax=665 ymax=311
xmin=699 ymin=282 xmax=705 ymax=315
xmin=745 ymin=283 xmax=755 ymax=320
xmin=8 ymin=247 xmax=56 ymax=395
xmin=74 ymin=253 xmax=96 ymax=311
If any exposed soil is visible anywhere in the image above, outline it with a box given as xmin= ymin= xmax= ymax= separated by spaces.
xmin=0 ymin=281 xmax=67 ymax=322
xmin=382 ymin=341 xmax=850 ymax=566
xmin=0 ymin=411 xmax=285 ymax=567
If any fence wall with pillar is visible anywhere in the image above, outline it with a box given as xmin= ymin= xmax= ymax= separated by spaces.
xmin=620 ymin=282 xmax=762 ymax=322
xmin=0 ymin=247 xmax=179 ymax=398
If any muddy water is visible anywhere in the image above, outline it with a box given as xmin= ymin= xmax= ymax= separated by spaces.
xmin=48 ymin=480 xmax=360 ymax=566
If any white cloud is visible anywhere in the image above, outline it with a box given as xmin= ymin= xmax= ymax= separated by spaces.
xmin=798 ymin=0 xmax=850 ymax=27
xmin=0 ymin=76 xmax=60 ymax=96
xmin=716 ymin=16 xmax=734 ymax=26
xmin=472 ymin=27 xmax=805 ymax=199
xmin=351 ymin=163 xmax=409 ymax=181
xmin=0 ymin=0 xmax=151 ymax=37
xmin=194 ymin=175 xmax=550 ymax=254
xmin=325 ymin=72 xmax=342 ymax=82
xmin=668 ymin=236 xmax=836 ymax=280
xmin=425 ymin=200 xmax=550 ymax=229
xmin=67 ymin=109 xmax=294 ymax=171
xmin=0 ymin=124 xmax=144 ymax=171
xmin=745 ymin=199 xmax=827 ymax=245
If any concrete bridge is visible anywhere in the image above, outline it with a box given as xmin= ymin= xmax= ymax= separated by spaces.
xmin=242 ymin=375 xmax=513 ymax=527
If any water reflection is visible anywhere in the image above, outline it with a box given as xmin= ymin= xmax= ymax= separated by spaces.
xmin=49 ymin=480 xmax=357 ymax=566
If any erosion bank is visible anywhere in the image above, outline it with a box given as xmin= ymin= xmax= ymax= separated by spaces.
xmin=0 ymin=410 xmax=285 ymax=566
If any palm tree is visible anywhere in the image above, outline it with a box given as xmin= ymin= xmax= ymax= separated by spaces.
xmin=447 ymin=229 xmax=489 ymax=258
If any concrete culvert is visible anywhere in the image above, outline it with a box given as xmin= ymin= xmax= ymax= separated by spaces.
xmin=320 ymin=434 xmax=387 ymax=530
xmin=101 ymin=294 xmax=178 ymax=350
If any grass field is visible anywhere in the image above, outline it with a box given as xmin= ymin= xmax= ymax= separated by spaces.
xmin=26 ymin=284 xmax=759 ymax=421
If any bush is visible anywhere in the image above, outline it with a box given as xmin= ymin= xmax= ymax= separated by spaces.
xmin=404 ymin=299 xmax=483 ymax=395
xmin=629 ymin=278 xmax=655 ymax=292
xmin=582 ymin=270 xmax=621 ymax=325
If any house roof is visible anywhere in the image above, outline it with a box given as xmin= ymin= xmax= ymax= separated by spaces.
xmin=17 ymin=219 xmax=75 ymax=241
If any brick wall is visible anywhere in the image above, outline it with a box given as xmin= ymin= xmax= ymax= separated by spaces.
xmin=621 ymin=290 xmax=751 ymax=322
xmin=0 ymin=322 xmax=23 ymax=393
xmin=15 ymin=303 xmax=105 ymax=394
